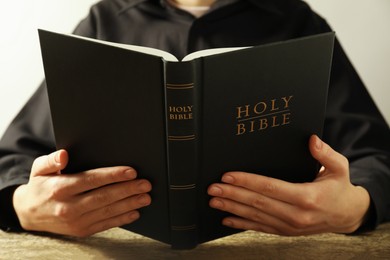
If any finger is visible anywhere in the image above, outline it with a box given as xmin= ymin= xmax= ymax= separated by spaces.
xmin=79 ymin=194 xmax=151 ymax=228
xmin=61 ymin=166 xmax=139 ymax=195
xmin=309 ymin=135 xmax=349 ymax=175
xmin=31 ymin=149 xmax=68 ymax=177
xmin=77 ymin=179 xmax=152 ymax=212
xmin=209 ymin=184 xmax=315 ymax=229
xmin=209 ymin=196 xmax=293 ymax=234
xmin=217 ymin=171 xmax=310 ymax=206
xmin=75 ymin=211 xmax=141 ymax=237
xmin=222 ymin=215 xmax=329 ymax=236
xmin=95 ymin=194 xmax=151 ymax=219
xmin=222 ymin=217 xmax=281 ymax=235
xmin=210 ymin=197 xmax=328 ymax=236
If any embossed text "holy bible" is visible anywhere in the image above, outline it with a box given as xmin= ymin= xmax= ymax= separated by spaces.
xmin=169 ymin=105 xmax=194 ymax=120
xmin=235 ymin=95 xmax=293 ymax=135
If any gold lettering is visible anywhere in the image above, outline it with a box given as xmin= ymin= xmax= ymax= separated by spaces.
xmin=236 ymin=123 xmax=246 ymax=135
xmin=169 ymin=105 xmax=194 ymax=120
xmin=254 ymin=102 xmax=267 ymax=115
xmin=271 ymin=116 xmax=280 ymax=127
xmin=270 ymin=99 xmax=279 ymax=111
xmin=259 ymin=118 xmax=268 ymax=130
xmin=281 ymin=95 xmax=293 ymax=109
xmin=170 ymin=113 xmax=193 ymax=120
xmin=237 ymin=105 xmax=250 ymax=119
xmin=250 ymin=120 xmax=255 ymax=132
xmin=235 ymin=95 xmax=293 ymax=136
xmin=169 ymin=105 xmax=193 ymax=113
xmin=282 ymin=113 xmax=291 ymax=125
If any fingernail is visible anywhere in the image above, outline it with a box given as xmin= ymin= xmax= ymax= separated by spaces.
xmin=210 ymin=198 xmax=224 ymax=208
xmin=125 ymin=169 xmax=136 ymax=179
xmin=315 ymin=135 xmax=323 ymax=150
xmin=137 ymin=194 xmax=150 ymax=206
xmin=222 ymin=174 xmax=234 ymax=184
xmin=208 ymin=185 xmax=222 ymax=196
xmin=223 ymin=219 xmax=234 ymax=227
xmin=129 ymin=211 xmax=140 ymax=220
xmin=138 ymin=180 xmax=151 ymax=192
xmin=54 ymin=151 xmax=62 ymax=166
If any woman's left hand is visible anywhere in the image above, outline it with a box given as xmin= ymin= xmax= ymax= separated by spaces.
xmin=208 ymin=135 xmax=370 ymax=235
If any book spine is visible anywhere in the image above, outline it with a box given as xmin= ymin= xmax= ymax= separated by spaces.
xmin=164 ymin=61 xmax=199 ymax=249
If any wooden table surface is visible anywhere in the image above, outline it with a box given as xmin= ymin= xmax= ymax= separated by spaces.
xmin=1 ymin=223 xmax=389 ymax=259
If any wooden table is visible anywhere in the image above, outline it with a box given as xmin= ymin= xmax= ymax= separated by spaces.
xmin=1 ymin=223 xmax=389 ymax=259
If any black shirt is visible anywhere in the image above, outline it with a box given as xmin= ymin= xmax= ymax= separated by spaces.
xmin=1 ymin=0 xmax=389 ymax=232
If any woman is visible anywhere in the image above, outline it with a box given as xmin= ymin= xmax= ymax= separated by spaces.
xmin=1 ymin=0 xmax=389 ymax=238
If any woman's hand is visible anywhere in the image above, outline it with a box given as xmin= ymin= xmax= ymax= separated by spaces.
xmin=13 ymin=149 xmax=152 ymax=237
xmin=208 ymin=135 xmax=370 ymax=235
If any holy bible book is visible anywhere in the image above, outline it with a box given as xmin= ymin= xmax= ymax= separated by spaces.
xmin=38 ymin=30 xmax=334 ymax=249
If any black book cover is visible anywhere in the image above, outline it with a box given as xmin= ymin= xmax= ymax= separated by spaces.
xmin=38 ymin=30 xmax=334 ymax=249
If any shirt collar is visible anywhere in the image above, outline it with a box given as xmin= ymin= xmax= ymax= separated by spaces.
xmin=118 ymin=0 xmax=283 ymax=15
xmin=118 ymin=0 xmax=150 ymax=14
xmin=246 ymin=0 xmax=283 ymax=15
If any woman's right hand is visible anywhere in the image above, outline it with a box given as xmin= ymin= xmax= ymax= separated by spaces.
xmin=13 ymin=149 xmax=152 ymax=237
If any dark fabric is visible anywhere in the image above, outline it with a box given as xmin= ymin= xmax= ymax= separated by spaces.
xmin=0 ymin=186 xmax=23 ymax=231
xmin=1 ymin=0 xmax=389 ymax=232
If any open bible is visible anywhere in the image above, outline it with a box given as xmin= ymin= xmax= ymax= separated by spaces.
xmin=39 ymin=30 xmax=334 ymax=249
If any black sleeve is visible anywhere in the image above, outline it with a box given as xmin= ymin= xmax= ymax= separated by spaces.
xmin=295 ymin=6 xmax=389 ymax=229
xmin=323 ymin=34 xmax=390 ymax=229
xmin=0 ymin=6 xmax=99 ymax=231
xmin=0 ymin=82 xmax=55 ymax=231
xmin=0 ymin=186 xmax=23 ymax=231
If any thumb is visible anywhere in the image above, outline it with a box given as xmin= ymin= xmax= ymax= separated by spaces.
xmin=31 ymin=149 xmax=69 ymax=177
xmin=309 ymin=135 xmax=349 ymax=176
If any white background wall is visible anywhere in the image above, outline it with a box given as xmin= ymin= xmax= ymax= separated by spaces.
xmin=0 ymin=0 xmax=389 ymax=137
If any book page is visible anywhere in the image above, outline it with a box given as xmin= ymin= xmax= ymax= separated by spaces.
xmin=65 ymin=32 xmax=179 ymax=61
xmin=72 ymin=32 xmax=250 ymax=62
xmin=182 ymin=47 xmax=251 ymax=61
xmin=44 ymin=30 xmax=251 ymax=62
